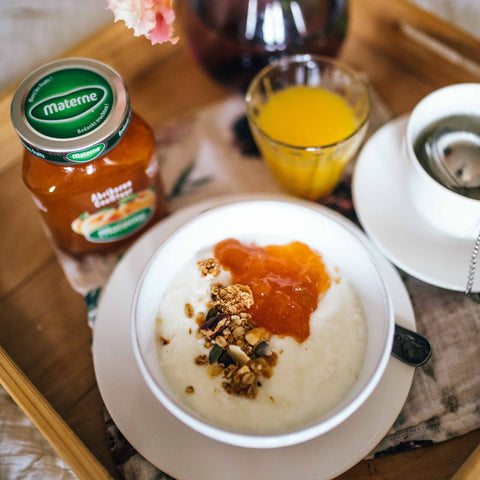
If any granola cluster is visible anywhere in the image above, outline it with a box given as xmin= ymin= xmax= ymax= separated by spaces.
xmin=211 ymin=283 xmax=254 ymax=315
xmin=191 ymin=258 xmax=278 ymax=399
xmin=197 ymin=258 xmax=221 ymax=277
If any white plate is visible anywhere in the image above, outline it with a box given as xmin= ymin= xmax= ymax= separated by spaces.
xmin=92 ymin=193 xmax=415 ymax=480
xmin=353 ymin=115 xmax=480 ymax=292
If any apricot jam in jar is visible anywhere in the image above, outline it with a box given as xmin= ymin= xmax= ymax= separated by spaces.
xmin=10 ymin=58 xmax=167 ymax=256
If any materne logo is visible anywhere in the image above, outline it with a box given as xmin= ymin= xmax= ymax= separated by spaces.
xmin=28 ymin=86 xmax=107 ymax=123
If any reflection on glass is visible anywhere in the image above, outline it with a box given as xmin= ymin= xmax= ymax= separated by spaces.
xmin=180 ymin=0 xmax=349 ymax=91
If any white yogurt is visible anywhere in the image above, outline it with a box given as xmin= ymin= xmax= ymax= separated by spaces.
xmin=155 ymin=245 xmax=367 ymax=435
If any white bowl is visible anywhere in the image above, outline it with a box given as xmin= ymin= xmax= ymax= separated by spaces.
xmin=131 ymin=200 xmax=394 ymax=449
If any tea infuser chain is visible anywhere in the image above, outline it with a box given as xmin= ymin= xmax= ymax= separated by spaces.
xmin=465 ymin=228 xmax=480 ymax=304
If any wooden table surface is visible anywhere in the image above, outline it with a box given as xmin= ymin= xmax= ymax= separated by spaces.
xmin=1 ymin=0 xmax=479 ymax=478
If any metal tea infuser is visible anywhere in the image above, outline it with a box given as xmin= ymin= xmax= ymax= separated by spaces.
xmin=425 ymin=122 xmax=480 ymax=191
xmin=424 ymin=119 xmax=480 ymax=302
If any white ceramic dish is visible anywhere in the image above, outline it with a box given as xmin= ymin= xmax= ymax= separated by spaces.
xmin=132 ymin=200 xmax=394 ymax=449
xmin=353 ymin=115 xmax=480 ymax=292
xmin=92 ymin=194 xmax=415 ymax=480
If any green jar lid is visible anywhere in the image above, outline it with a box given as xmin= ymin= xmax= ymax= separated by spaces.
xmin=10 ymin=58 xmax=131 ymax=165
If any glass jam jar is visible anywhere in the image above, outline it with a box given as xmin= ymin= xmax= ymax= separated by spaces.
xmin=11 ymin=58 xmax=167 ymax=257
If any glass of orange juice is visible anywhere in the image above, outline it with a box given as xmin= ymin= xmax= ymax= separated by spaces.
xmin=245 ymin=55 xmax=371 ymax=199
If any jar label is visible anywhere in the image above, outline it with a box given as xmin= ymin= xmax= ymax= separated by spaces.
xmin=71 ymin=187 xmax=156 ymax=243
xmin=66 ymin=144 xmax=105 ymax=163
xmin=24 ymin=68 xmax=114 ymax=139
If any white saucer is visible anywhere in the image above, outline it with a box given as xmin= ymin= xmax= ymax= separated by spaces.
xmin=92 ymin=193 xmax=415 ymax=480
xmin=353 ymin=115 xmax=480 ymax=292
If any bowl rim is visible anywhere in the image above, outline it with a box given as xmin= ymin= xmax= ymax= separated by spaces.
xmin=245 ymin=54 xmax=372 ymax=152
xmin=131 ymin=199 xmax=394 ymax=449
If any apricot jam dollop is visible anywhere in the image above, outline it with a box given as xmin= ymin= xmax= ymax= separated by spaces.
xmin=214 ymin=239 xmax=331 ymax=342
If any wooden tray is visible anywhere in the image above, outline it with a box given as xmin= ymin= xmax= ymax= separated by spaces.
xmin=0 ymin=0 xmax=479 ymax=478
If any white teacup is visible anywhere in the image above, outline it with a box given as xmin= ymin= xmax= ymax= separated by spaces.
xmin=405 ymin=83 xmax=480 ymax=238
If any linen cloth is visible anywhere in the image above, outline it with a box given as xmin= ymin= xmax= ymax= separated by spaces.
xmin=0 ymin=388 xmax=76 ymax=480
xmin=2 ymin=94 xmax=478 ymax=480
xmin=59 ymin=94 xmax=479 ymax=477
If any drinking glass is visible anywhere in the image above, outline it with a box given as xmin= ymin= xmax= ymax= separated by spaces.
xmin=245 ymin=54 xmax=371 ymax=199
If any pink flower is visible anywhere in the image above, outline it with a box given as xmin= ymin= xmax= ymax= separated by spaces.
xmin=107 ymin=0 xmax=178 ymax=45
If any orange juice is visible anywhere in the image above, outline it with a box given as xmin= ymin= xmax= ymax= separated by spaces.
xmin=252 ymin=86 xmax=362 ymax=199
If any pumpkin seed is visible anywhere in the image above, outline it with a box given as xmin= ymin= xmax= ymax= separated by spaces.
xmin=206 ymin=307 xmax=219 ymax=320
xmin=209 ymin=344 xmax=223 ymax=364
xmin=218 ymin=350 xmax=235 ymax=367
xmin=254 ymin=341 xmax=270 ymax=357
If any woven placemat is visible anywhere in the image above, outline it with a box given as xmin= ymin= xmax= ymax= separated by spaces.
xmin=55 ymin=95 xmax=479 ymax=479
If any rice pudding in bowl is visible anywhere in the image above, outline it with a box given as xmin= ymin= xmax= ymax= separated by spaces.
xmin=132 ymin=201 xmax=394 ymax=448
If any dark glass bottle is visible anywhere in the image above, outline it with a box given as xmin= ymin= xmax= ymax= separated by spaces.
xmin=180 ymin=0 xmax=348 ymax=91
